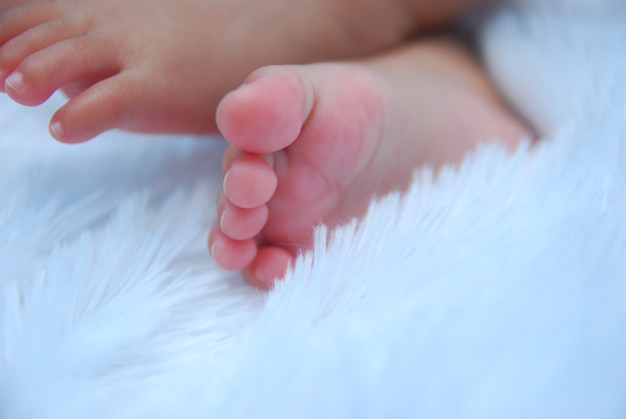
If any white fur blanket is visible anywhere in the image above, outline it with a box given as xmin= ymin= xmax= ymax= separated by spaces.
xmin=1 ymin=2 xmax=625 ymax=418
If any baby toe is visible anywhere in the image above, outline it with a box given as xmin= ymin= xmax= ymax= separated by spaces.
xmin=220 ymin=201 xmax=268 ymax=241
xmin=223 ymin=152 xmax=277 ymax=209
xmin=50 ymin=70 xmax=142 ymax=143
xmin=243 ymin=246 xmax=294 ymax=289
xmin=209 ymin=228 xmax=257 ymax=272
xmin=5 ymin=34 xmax=118 ymax=106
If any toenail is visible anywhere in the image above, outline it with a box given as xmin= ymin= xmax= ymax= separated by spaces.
xmin=210 ymin=240 xmax=222 ymax=261
xmin=5 ymin=72 xmax=25 ymax=93
xmin=49 ymin=121 xmax=65 ymax=140
xmin=219 ymin=209 xmax=228 ymax=231
xmin=222 ymin=170 xmax=232 ymax=195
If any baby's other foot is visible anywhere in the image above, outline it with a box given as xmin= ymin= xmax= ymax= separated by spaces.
xmin=209 ymin=39 xmax=531 ymax=288
xmin=0 ymin=0 xmax=215 ymax=142
xmin=0 ymin=0 xmax=419 ymax=143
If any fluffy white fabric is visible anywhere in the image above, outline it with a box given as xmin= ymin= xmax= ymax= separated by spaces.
xmin=1 ymin=2 xmax=625 ymax=418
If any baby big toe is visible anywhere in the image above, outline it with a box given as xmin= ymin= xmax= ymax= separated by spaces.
xmin=216 ymin=67 xmax=312 ymax=154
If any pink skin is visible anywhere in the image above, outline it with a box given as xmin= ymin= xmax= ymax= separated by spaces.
xmin=209 ymin=39 xmax=531 ymax=288
xmin=0 ymin=0 xmax=490 ymax=143
xmin=0 ymin=0 xmax=415 ymax=143
xmin=0 ymin=1 xmax=527 ymax=289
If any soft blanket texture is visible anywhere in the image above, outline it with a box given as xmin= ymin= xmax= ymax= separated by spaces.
xmin=1 ymin=1 xmax=625 ymax=418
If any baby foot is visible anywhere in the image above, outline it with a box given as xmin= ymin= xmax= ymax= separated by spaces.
xmin=209 ymin=39 xmax=531 ymax=288
xmin=0 ymin=0 xmax=418 ymax=143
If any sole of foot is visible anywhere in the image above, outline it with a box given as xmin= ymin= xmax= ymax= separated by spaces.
xmin=209 ymin=39 xmax=531 ymax=288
